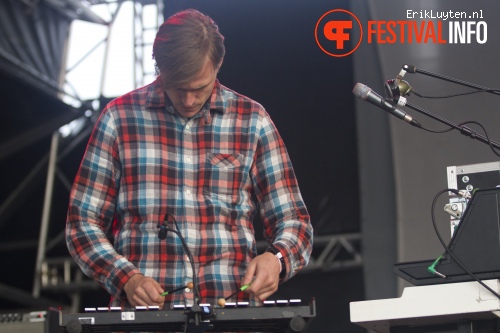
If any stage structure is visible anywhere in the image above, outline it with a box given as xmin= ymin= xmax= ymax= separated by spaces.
xmin=0 ymin=0 xmax=164 ymax=313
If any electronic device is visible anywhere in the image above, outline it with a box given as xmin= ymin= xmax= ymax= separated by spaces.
xmin=446 ymin=161 xmax=500 ymax=235
xmin=0 ymin=308 xmax=58 ymax=333
xmin=60 ymin=298 xmax=316 ymax=333
xmin=394 ymin=187 xmax=500 ymax=285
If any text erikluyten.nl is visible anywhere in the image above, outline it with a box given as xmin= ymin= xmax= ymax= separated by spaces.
xmin=368 ymin=9 xmax=487 ymax=45
xmin=406 ymin=9 xmax=483 ymax=21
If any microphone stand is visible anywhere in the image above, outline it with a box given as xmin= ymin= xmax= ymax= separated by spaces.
xmin=403 ymin=64 xmax=500 ymax=97
xmin=398 ymin=64 xmax=500 ymax=150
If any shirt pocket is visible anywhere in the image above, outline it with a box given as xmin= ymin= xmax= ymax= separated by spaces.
xmin=206 ymin=153 xmax=243 ymax=169
xmin=203 ymin=152 xmax=245 ymax=201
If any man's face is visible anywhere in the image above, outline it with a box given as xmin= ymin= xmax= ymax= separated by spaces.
xmin=162 ymin=57 xmax=218 ymax=119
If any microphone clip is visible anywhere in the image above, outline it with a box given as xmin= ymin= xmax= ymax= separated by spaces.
xmin=157 ymin=222 xmax=168 ymax=240
xmin=384 ymin=79 xmax=413 ymax=105
xmin=157 ymin=212 xmax=175 ymax=240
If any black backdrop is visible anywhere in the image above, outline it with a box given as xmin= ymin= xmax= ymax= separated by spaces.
xmin=163 ymin=0 xmax=361 ymax=235
xmin=0 ymin=1 xmax=364 ymax=332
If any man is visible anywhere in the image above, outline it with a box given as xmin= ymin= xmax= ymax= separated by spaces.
xmin=66 ymin=9 xmax=313 ymax=310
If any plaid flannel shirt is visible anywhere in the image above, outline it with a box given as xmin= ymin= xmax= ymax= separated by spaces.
xmin=66 ymin=78 xmax=313 ymax=308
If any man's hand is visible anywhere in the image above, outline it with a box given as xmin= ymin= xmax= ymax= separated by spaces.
xmin=123 ymin=274 xmax=165 ymax=308
xmin=242 ymin=252 xmax=281 ymax=301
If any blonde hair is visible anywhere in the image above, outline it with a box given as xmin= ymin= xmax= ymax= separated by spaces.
xmin=152 ymin=9 xmax=225 ymax=88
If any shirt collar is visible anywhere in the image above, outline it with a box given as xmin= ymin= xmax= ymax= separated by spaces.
xmin=145 ymin=77 xmax=167 ymax=109
xmin=145 ymin=77 xmax=226 ymax=115
xmin=208 ymin=79 xmax=226 ymax=114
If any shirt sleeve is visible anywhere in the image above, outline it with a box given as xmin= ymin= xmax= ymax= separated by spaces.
xmin=65 ymin=107 xmax=141 ymax=296
xmin=251 ymin=112 xmax=314 ymax=282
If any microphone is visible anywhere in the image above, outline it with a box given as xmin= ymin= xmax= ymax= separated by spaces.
xmin=353 ymin=83 xmax=422 ymax=128
xmin=158 ymin=225 xmax=168 ymax=240
xmin=157 ymin=213 xmax=174 ymax=240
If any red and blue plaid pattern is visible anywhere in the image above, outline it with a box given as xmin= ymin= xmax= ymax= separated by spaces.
xmin=66 ymin=78 xmax=313 ymax=308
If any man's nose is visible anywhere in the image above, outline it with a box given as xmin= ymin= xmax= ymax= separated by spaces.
xmin=182 ymin=92 xmax=196 ymax=107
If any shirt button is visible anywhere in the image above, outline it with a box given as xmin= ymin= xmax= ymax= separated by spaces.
xmin=185 ymin=156 xmax=191 ymax=163
xmin=186 ymin=124 xmax=190 ymax=130
xmin=185 ymin=288 xmax=192 ymax=293
xmin=184 ymin=255 xmax=190 ymax=262
xmin=186 ymin=189 xmax=191 ymax=195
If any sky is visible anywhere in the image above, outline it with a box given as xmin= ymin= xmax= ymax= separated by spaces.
xmin=64 ymin=1 xmax=160 ymax=105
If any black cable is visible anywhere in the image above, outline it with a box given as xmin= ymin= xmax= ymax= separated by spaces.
xmin=412 ymin=118 xmax=500 ymax=158
xmin=431 ymin=188 xmax=500 ymax=300
xmin=459 ymin=121 xmax=500 ymax=158
xmin=412 ymin=88 xmax=500 ymax=99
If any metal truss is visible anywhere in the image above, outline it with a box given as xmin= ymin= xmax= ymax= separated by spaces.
xmin=257 ymin=233 xmax=363 ymax=274
xmin=133 ymin=0 xmax=163 ymax=89
xmin=0 ymin=0 xmax=163 ymax=312
xmin=33 ymin=0 xmax=164 ymax=312
xmin=304 ymin=233 xmax=362 ymax=272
